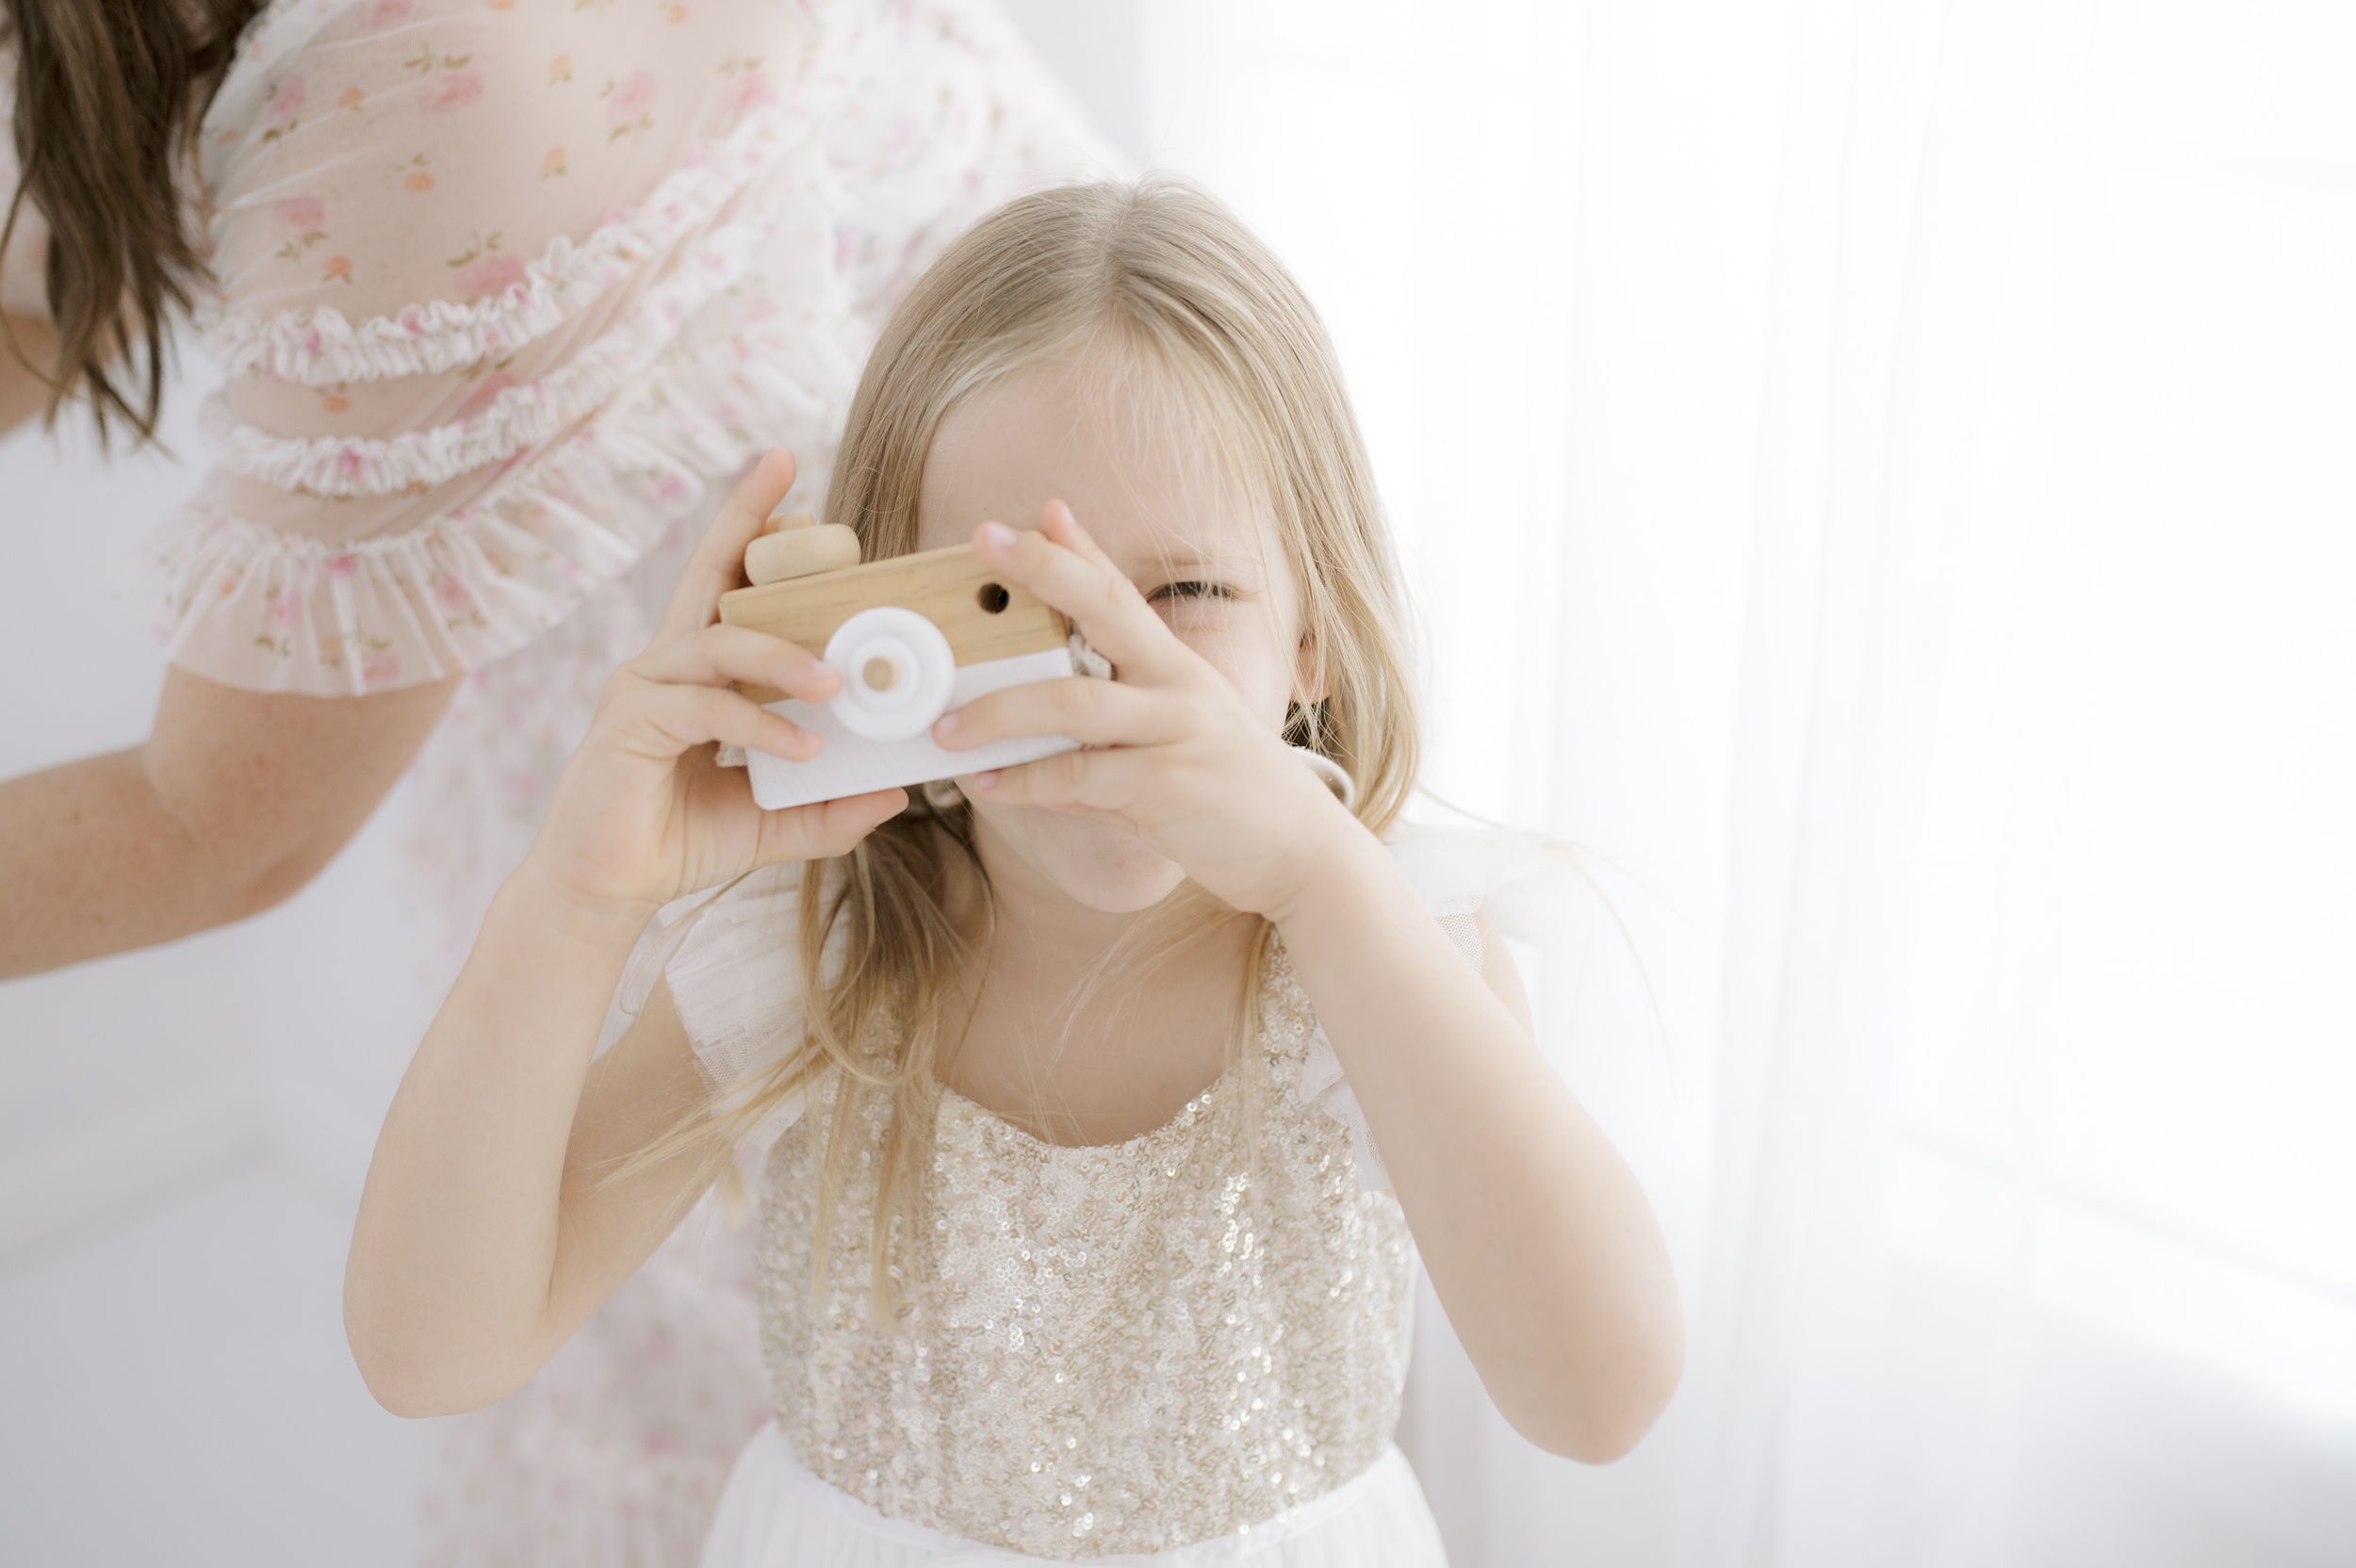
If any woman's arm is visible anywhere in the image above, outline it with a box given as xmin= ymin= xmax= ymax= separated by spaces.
xmin=4 ymin=0 xmax=802 ymax=976
xmin=0 ymin=300 xmax=457 ymax=977
xmin=0 ymin=308 xmax=454 ymax=979
xmin=0 ymin=297 xmax=455 ymax=979
xmin=0 ymin=666 xmax=458 ymax=979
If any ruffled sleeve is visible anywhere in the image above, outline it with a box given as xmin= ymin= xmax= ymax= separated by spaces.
xmin=126 ymin=0 xmax=837 ymax=694
xmin=1298 ymin=825 xmax=1584 ymax=1191
xmin=624 ymin=861 xmax=813 ymax=1158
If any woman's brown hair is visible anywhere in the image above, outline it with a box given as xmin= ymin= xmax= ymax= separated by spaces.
xmin=2 ymin=0 xmax=263 ymax=443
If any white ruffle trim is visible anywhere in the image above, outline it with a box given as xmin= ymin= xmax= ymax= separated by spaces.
xmin=134 ymin=331 xmax=855 ymax=694
xmin=132 ymin=202 xmax=860 ymax=698
xmin=199 ymin=103 xmax=801 ymax=386
xmin=203 ymin=163 xmax=794 ymax=498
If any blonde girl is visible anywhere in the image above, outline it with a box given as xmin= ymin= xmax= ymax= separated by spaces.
xmin=345 ymin=178 xmax=1682 ymax=1565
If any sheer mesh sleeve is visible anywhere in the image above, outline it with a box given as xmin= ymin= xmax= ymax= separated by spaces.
xmin=622 ymin=861 xmax=813 ymax=1157
xmin=128 ymin=0 xmax=825 ymax=694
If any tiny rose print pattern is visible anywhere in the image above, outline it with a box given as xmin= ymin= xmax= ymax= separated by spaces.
xmin=226 ymin=0 xmax=795 ymax=368
xmin=259 ymin=74 xmax=306 ymax=144
xmin=446 ymin=230 xmax=524 ymax=301
xmin=601 ymin=68 xmax=659 ymax=143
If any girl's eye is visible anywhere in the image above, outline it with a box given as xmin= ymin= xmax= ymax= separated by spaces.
xmin=1150 ymin=580 xmax=1235 ymax=604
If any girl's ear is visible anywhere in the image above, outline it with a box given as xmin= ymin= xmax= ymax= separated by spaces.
xmin=1294 ymin=629 xmax=1328 ymax=709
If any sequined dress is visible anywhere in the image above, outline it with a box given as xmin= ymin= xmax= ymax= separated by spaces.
xmin=648 ymin=859 xmax=1464 ymax=1565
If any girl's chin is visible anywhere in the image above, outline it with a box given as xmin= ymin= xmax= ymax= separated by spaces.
xmin=978 ymin=805 xmax=1188 ymax=914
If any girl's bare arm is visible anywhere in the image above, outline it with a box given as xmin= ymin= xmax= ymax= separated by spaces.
xmin=1268 ymin=846 xmax=1684 ymax=1464
xmin=344 ymin=871 xmax=721 ymax=1417
xmin=343 ymin=452 xmax=901 ymax=1417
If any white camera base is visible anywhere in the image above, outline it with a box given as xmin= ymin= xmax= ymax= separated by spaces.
xmin=744 ymin=646 xmax=1080 ymax=810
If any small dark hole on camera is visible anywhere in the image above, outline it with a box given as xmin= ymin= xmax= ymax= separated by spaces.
xmin=976 ymin=582 xmax=1011 ymax=614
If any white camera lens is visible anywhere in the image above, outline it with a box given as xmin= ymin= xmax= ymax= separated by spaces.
xmin=823 ymin=606 xmax=957 ymax=741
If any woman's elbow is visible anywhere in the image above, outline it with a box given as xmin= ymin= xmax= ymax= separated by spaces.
xmin=138 ymin=759 xmax=365 ymax=926
xmin=1558 ymin=1364 xmax=1682 ymax=1463
xmin=232 ymin=833 xmax=352 ymax=919
xmin=145 ymin=665 xmax=462 ymax=926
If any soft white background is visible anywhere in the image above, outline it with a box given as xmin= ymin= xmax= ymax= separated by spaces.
xmin=5 ymin=1 xmax=2353 ymax=1564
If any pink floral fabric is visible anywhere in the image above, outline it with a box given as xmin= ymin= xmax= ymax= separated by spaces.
xmin=147 ymin=0 xmax=845 ymax=695
xmin=90 ymin=0 xmax=1112 ymax=704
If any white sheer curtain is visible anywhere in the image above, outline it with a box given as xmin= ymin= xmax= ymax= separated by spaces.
xmin=1144 ymin=2 xmax=2356 ymax=1564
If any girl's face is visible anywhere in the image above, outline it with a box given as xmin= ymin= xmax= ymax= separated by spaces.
xmin=915 ymin=355 xmax=1313 ymax=915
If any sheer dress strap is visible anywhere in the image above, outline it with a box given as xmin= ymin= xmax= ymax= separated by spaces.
xmin=626 ymin=861 xmax=815 ymax=1159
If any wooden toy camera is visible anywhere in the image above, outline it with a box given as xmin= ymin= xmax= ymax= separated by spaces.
xmin=717 ymin=514 xmax=1086 ymax=809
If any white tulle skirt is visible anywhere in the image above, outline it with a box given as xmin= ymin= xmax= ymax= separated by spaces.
xmin=700 ymin=1425 xmax=1450 ymax=1567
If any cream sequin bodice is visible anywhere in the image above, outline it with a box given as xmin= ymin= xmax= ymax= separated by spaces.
xmin=754 ymin=951 xmax=1418 ymax=1559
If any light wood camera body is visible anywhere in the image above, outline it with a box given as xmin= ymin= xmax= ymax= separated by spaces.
xmin=718 ymin=544 xmax=1068 ymax=703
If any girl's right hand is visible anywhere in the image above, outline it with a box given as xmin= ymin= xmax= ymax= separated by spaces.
xmin=518 ymin=450 xmax=908 ymax=917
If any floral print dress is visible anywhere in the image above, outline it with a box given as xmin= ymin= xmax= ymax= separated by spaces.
xmin=3 ymin=0 xmax=1117 ymax=1561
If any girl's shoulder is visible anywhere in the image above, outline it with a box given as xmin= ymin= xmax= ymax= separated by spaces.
xmin=1382 ymin=820 xmax=1589 ymax=960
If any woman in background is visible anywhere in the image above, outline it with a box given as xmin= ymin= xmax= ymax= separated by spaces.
xmin=0 ymin=0 xmax=1114 ymax=1560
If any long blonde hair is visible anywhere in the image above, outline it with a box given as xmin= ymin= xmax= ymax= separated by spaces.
xmin=663 ymin=178 xmax=1420 ymax=1311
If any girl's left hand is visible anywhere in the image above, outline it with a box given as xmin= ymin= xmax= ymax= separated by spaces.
xmin=520 ymin=451 xmax=908 ymax=918
xmin=932 ymin=501 xmax=1367 ymax=920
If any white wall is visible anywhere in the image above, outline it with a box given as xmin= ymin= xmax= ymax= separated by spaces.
xmin=999 ymin=0 xmax=1147 ymax=163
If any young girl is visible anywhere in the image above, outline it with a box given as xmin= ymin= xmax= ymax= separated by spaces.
xmin=347 ymin=179 xmax=1681 ymax=1564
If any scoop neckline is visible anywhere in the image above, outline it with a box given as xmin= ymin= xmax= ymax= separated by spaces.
xmin=934 ymin=1055 xmax=1241 ymax=1156
xmin=927 ymin=937 xmax=1317 ymax=1156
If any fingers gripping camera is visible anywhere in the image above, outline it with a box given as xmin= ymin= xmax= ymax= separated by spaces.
xmin=716 ymin=515 xmax=1094 ymax=809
